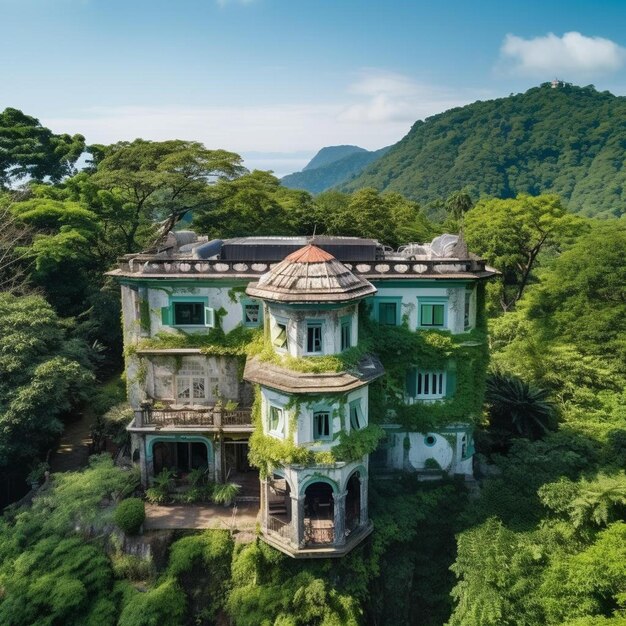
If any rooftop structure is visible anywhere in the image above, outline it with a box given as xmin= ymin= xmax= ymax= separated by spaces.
xmin=246 ymin=244 xmax=377 ymax=303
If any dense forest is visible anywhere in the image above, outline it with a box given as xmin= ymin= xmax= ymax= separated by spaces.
xmin=342 ymin=83 xmax=626 ymax=218
xmin=281 ymin=145 xmax=389 ymax=194
xmin=0 ymin=106 xmax=625 ymax=625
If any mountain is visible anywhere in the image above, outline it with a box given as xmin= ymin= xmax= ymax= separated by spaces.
xmin=303 ymin=145 xmax=367 ymax=171
xmin=341 ymin=83 xmax=626 ymax=217
xmin=281 ymin=145 xmax=389 ymax=194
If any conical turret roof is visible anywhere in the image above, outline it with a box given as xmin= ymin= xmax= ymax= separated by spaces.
xmin=246 ymin=244 xmax=376 ymax=303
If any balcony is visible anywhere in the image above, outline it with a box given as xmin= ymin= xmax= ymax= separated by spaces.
xmin=133 ymin=405 xmax=253 ymax=431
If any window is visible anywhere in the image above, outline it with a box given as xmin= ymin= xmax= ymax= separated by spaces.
xmin=243 ymin=300 xmax=262 ymax=327
xmin=424 ymin=434 xmax=437 ymax=447
xmin=163 ymin=296 xmax=215 ymax=328
xmin=417 ymin=298 xmax=447 ymax=328
xmin=175 ymin=360 xmax=208 ymax=403
xmin=379 ymin=302 xmax=398 ymax=326
xmin=268 ymin=406 xmax=284 ymax=437
xmin=313 ymin=411 xmax=331 ymax=440
xmin=272 ymin=319 xmax=288 ymax=350
xmin=174 ymin=301 xmax=204 ymax=325
xmin=341 ymin=318 xmax=352 ymax=351
xmin=406 ymin=369 xmax=446 ymax=401
xmin=306 ymin=322 xmax=323 ymax=353
xmin=349 ymin=400 xmax=363 ymax=430
xmin=464 ymin=290 xmax=472 ymax=330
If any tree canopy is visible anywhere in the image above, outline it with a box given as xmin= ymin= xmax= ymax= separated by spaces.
xmin=0 ymin=108 xmax=85 ymax=187
xmin=343 ymin=84 xmax=626 ymax=218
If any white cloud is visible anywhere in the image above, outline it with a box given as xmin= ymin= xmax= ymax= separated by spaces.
xmin=500 ymin=31 xmax=626 ymax=75
xmin=340 ymin=69 xmax=475 ymax=123
xmin=42 ymin=70 xmax=484 ymax=175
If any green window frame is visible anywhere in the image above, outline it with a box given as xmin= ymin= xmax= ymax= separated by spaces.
xmin=306 ymin=321 xmax=323 ymax=354
xmin=241 ymin=298 xmax=262 ymax=328
xmin=340 ymin=316 xmax=352 ymax=351
xmin=161 ymin=295 xmax=215 ymax=328
xmin=268 ymin=405 xmax=284 ymax=437
xmin=371 ymin=296 xmax=402 ymax=326
xmin=349 ymin=399 xmax=363 ymax=430
xmin=417 ymin=297 xmax=447 ymax=329
xmin=313 ymin=411 xmax=331 ymax=440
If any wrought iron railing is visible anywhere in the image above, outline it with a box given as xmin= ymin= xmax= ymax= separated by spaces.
xmin=267 ymin=515 xmax=292 ymax=539
xmin=138 ymin=406 xmax=252 ymax=428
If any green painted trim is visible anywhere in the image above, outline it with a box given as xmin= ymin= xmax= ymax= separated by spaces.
xmin=369 ymin=279 xmax=475 ymax=288
xmin=417 ymin=296 xmax=449 ymax=328
xmin=370 ymin=296 xmax=402 ymax=326
xmin=299 ymin=475 xmax=339 ymax=495
xmin=146 ymin=434 xmax=214 ymax=462
xmin=271 ymin=302 xmax=356 ymax=311
xmin=120 ymin=278 xmax=249 ymax=288
xmin=241 ymin=297 xmax=263 ymax=328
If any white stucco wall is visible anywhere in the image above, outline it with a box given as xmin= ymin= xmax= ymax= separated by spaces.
xmin=371 ymin=284 xmax=475 ymax=334
xmin=145 ymin=284 xmax=257 ymax=335
xmin=385 ymin=427 xmax=474 ymax=476
xmin=266 ymin=303 xmax=358 ymax=358
xmin=259 ymin=386 xmax=369 ymax=450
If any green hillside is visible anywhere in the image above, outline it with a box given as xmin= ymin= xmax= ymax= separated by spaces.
xmin=342 ymin=83 xmax=626 ymax=217
xmin=302 ymin=144 xmax=367 ymax=170
xmin=281 ymin=145 xmax=388 ymax=193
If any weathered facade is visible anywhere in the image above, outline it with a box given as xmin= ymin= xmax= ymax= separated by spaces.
xmin=109 ymin=233 xmax=496 ymax=557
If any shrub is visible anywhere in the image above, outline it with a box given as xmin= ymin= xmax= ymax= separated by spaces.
xmin=212 ymin=482 xmax=241 ymax=505
xmin=114 ymin=498 xmax=145 ymax=535
xmin=424 ymin=457 xmax=442 ymax=470
xmin=111 ymin=552 xmax=155 ymax=581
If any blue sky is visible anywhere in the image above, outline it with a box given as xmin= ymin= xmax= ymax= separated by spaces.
xmin=2 ymin=0 xmax=626 ymax=175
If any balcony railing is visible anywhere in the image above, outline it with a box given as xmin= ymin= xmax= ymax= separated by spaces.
xmin=117 ymin=256 xmax=487 ymax=277
xmin=268 ymin=515 xmax=292 ymax=539
xmin=137 ymin=405 xmax=252 ymax=429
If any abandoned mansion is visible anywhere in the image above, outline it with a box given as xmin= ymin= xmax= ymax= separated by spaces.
xmin=109 ymin=233 xmax=496 ymax=557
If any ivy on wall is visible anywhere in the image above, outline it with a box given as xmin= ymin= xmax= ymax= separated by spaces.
xmin=247 ymin=389 xmax=384 ymax=477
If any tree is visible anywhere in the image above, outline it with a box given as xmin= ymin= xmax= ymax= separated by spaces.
xmin=193 ymin=169 xmax=301 ymax=237
xmin=86 ymin=139 xmax=246 ymax=252
xmin=464 ymin=194 xmax=583 ymax=310
xmin=0 ymin=196 xmax=33 ymax=294
xmin=486 ymin=372 xmax=556 ymax=440
xmin=0 ymin=293 xmax=95 ymax=472
xmin=0 ymin=108 xmax=85 ymax=187
xmin=445 ymin=190 xmax=474 ymax=221
xmin=524 ymin=221 xmax=626 ymax=368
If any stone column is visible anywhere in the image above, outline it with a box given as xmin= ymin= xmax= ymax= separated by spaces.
xmin=297 ymin=495 xmax=306 ymax=548
xmin=139 ymin=436 xmax=150 ymax=487
xmin=333 ymin=490 xmax=347 ymax=546
xmin=290 ymin=493 xmax=301 ymax=547
xmin=359 ymin=475 xmax=369 ymax=526
xmin=260 ymin=479 xmax=269 ymax=532
xmin=214 ymin=435 xmax=223 ymax=483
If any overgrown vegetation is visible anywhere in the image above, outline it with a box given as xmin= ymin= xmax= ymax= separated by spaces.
xmin=343 ymin=83 xmax=626 ymax=218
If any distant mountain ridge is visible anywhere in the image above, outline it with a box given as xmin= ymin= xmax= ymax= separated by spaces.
xmin=281 ymin=145 xmax=389 ymax=194
xmin=341 ymin=83 xmax=626 ymax=217
xmin=302 ymin=145 xmax=368 ymax=171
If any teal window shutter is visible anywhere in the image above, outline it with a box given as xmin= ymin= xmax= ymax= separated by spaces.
xmin=405 ymin=368 xmax=417 ymax=397
xmin=446 ymin=368 xmax=457 ymax=398
xmin=204 ymin=307 xmax=215 ymax=328
xmin=161 ymin=306 xmax=172 ymax=325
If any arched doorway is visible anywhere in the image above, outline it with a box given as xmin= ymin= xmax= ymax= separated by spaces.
xmin=304 ymin=481 xmax=334 ymax=545
xmin=345 ymin=472 xmax=361 ymax=534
